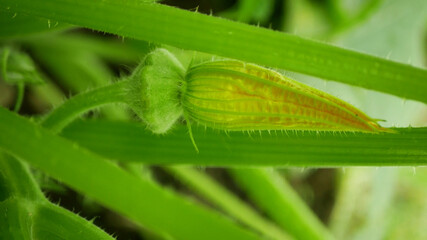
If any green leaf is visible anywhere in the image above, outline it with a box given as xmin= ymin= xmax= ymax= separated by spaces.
xmin=2 ymin=0 xmax=427 ymax=103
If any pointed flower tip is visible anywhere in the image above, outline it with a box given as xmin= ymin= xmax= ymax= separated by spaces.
xmin=183 ymin=59 xmax=389 ymax=134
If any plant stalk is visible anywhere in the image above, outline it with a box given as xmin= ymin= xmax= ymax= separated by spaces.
xmin=41 ymin=79 xmax=129 ymax=133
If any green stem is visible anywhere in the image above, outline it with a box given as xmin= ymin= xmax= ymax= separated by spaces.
xmin=41 ymin=79 xmax=129 ymax=133
xmin=28 ymin=39 xmax=130 ymax=120
xmin=0 ymin=10 xmax=71 ymax=39
xmin=13 ymin=82 xmax=25 ymax=112
xmin=3 ymin=0 xmax=427 ymax=103
xmin=166 ymin=167 xmax=292 ymax=240
xmin=231 ymin=168 xmax=333 ymax=240
xmin=61 ymin=120 xmax=427 ymax=166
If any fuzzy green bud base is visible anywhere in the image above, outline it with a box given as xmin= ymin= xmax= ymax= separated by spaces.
xmin=129 ymin=49 xmax=185 ymax=134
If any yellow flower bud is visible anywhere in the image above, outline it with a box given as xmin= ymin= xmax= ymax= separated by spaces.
xmin=182 ymin=60 xmax=389 ymax=133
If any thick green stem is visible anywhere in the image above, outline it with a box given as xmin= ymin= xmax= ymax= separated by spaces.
xmin=61 ymin=120 xmax=427 ymax=166
xmin=41 ymin=79 xmax=129 ymax=133
xmin=0 ymin=10 xmax=71 ymax=39
xmin=2 ymin=0 xmax=427 ymax=103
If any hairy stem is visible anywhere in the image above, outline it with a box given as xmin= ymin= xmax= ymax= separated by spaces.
xmin=61 ymin=120 xmax=427 ymax=166
xmin=165 ymin=167 xmax=292 ymax=240
xmin=41 ymin=79 xmax=129 ymax=133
